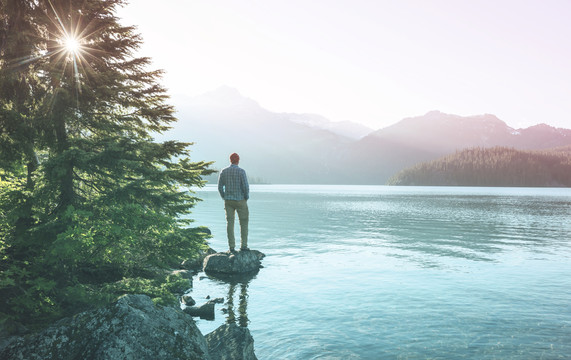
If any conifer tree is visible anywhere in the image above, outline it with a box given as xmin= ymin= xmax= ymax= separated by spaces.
xmin=1 ymin=0 xmax=213 ymax=329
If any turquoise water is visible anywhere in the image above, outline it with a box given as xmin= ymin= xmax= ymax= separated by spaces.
xmin=187 ymin=185 xmax=571 ymax=359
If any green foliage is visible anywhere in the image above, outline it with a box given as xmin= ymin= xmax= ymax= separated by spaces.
xmin=0 ymin=0 xmax=214 ymax=331
xmin=388 ymin=146 xmax=571 ymax=187
xmin=101 ymin=272 xmax=191 ymax=307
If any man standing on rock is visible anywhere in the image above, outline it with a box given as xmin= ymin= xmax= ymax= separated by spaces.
xmin=218 ymin=153 xmax=250 ymax=252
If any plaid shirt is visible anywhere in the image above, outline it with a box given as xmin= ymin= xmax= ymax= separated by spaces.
xmin=218 ymin=164 xmax=249 ymax=200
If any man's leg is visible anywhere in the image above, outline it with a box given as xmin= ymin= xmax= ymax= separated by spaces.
xmin=225 ymin=200 xmax=236 ymax=250
xmin=235 ymin=200 xmax=249 ymax=249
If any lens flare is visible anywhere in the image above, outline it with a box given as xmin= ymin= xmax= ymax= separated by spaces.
xmin=64 ymin=36 xmax=81 ymax=55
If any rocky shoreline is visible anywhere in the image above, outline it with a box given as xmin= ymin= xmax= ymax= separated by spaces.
xmin=0 ymin=248 xmax=265 ymax=360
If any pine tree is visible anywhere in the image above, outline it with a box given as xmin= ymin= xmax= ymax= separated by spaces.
xmin=1 ymin=0 xmax=213 ymax=330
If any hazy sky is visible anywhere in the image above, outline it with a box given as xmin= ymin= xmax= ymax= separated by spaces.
xmin=117 ymin=0 xmax=571 ymax=130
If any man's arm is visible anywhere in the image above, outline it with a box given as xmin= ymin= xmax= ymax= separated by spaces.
xmin=242 ymin=170 xmax=249 ymax=200
xmin=218 ymin=171 xmax=225 ymax=199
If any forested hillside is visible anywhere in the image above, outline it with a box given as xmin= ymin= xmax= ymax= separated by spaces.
xmin=388 ymin=146 xmax=571 ymax=187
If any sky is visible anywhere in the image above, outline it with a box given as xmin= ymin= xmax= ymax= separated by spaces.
xmin=117 ymin=0 xmax=571 ymax=130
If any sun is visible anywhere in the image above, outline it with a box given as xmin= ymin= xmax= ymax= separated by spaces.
xmin=63 ymin=35 xmax=81 ymax=55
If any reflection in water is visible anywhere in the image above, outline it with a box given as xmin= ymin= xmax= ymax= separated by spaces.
xmin=204 ymin=271 xmax=257 ymax=328
xmin=226 ymin=281 xmax=249 ymax=327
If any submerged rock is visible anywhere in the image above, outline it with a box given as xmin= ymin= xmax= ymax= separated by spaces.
xmin=206 ymin=323 xmax=258 ymax=360
xmin=203 ymin=250 xmax=265 ymax=275
xmin=183 ymin=297 xmax=225 ymax=320
xmin=181 ymin=294 xmax=196 ymax=306
xmin=184 ymin=300 xmax=214 ymax=320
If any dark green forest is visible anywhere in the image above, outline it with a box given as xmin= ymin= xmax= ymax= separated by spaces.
xmin=388 ymin=146 xmax=571 ymax=187
xmin=1 ymin=0 xmax=212 ymax=331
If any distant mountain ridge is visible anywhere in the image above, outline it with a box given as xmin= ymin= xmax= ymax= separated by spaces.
xmin=165 ymin=87 xmax=354 ymax=183
xmin=342 ymin=111 xmax=571 ymax=184
xmin=367 ymin=110 xmax=571 ymax=152
xmin=164 ymin=87 xmax=571 ymax=184
xmin=283 ymin=113 xmax=373 ymax=140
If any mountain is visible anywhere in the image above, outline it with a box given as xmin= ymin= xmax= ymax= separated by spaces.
xmin=161 ymin=89 xmax=571 ymax=185
xmin=387 ymin=146 xmax=571 ymax=187
xmin=514 ymin=124 xmax=571 ymax=149
xmin=369 ymin=111 xmax=514 ymax=152
xmin=283 ymin=113 xmax=373 ymax=139
xmin=341 ymin=111 xmax=571 ymax=184
xmin=365 ymin=110 xmax=571 ymax=152
xmin=161 ymin=87 xmax=353 ymax=183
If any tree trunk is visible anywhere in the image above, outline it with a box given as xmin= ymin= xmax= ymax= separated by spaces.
xmin=53 ymin=94 xmax=74 ymax=212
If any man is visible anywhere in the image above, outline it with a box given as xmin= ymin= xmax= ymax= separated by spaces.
xmin=218 ymin=153 xmax=250 ymax=252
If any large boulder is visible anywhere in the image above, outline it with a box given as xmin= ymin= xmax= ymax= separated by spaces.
xmin=203 ymin=250 xmax=265 ymax=275
xmin=1 ymin=295 xmax=259 ymax=360
xmin=206 ymin=323 xmax=257 ymax=360
xmin=0 ymin=295 xmax=209 ymax=360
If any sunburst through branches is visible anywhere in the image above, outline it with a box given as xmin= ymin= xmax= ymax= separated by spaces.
xmin=46 ymin=0 xmax=98 ymax=98
xmin=63 ymin=35 xmax=81 ymax=56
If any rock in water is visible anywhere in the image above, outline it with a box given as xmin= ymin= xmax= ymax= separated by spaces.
xmin=0 ymin=295 xmax=209 ymax=360
xmin=203 ymin=250 xmax=265 ymax=275
xmin=206 ymin=323 xmax=258 ymax=360
xmin=181 ymin=294 xmax=196 ymax=306
xmin=184 ymin=301 xmax=216 ymax=320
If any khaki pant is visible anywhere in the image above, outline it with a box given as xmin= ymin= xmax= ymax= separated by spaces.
xmin=224 ymin=200 xmax=249 ymax=249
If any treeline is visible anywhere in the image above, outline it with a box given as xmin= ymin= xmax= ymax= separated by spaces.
xmin=202 ymin=169 xmax=270 ymax=185
xmin=388 ymin=146 xmax=571 ymax=187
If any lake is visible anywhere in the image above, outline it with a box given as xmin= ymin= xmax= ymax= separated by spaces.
xmin=186 ymin=185 xmax=571 ymax=359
